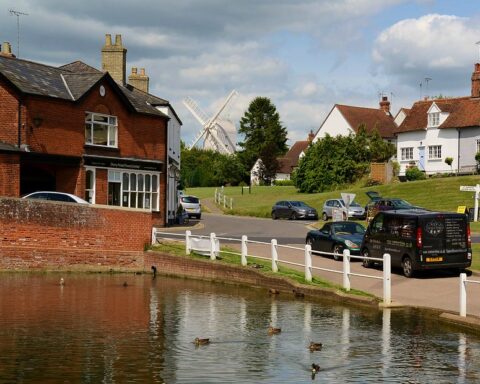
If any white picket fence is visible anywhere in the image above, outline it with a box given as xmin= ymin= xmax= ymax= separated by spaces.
xmin=459 ymin=273 xmax=480 ymax=317
xmin=214 ymin=188 xmax=233 ymax=209
xmin=152 ymin=229 xmax=392 ymax=306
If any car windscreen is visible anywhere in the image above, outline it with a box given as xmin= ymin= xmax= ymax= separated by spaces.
xmin=392 ymin=199 xmax=413 ymax=209
xmin=182 ymin=196 xmax=199 ymax=204
xmin=349 ymin=202 xmax=361 ymax=207
xmin=290 ymin=201 xmax=307 ymax=207
xmin=332 ymin=223 xmax=365 ymax=235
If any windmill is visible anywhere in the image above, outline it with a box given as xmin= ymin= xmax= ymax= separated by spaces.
xmin=183 ymin=90 xmax=238 ymax=154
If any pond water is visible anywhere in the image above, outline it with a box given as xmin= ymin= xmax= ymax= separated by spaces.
xmin=0 ymin=274 xmax=479 ymax=383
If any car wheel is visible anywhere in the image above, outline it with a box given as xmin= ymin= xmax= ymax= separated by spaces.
xmin=271 ymin=211 xmax=277 ymax=220
xmin=290 ymin=212 xmax=297 ymax=220
xmin=306 ymin=237 xmax=313 ymax=247
xmin=332 ymin=244 xmax=343 ymax=261
xmin=322 ymin=212 xmax=328 ymax=221
xmin=402 ymin=256 xmax=414 ymax=278
xmin=362 ymin=248 xmax=373 ymax=268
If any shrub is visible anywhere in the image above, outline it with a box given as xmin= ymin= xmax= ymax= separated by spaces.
xmin=273 ymin=179 xmax=294 ymax=186
xmin=405 ymin=166 xmax=426 ymax=181
xmin=391 ymin=161 xmax=400 ymax=177
xmin=364 ymin=178 xmax=382 ymax=187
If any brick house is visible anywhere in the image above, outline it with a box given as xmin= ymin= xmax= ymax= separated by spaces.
xmin=0 ymin=35 xmax=182 ymax=226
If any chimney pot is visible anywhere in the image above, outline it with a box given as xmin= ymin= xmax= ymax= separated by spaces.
xmin=308 ymin=130 xmax=315 ymax=142
xmin=0 ymin=42 xmax=15 ymax=58
xmin=105 ymin=34 xmax=112 ymax=46
xmin=140 ymin=68 xmax=145 ymax=76
xmin=132 ymin=67 xmax=137 ymax=74
xmin=471 ymin=63 xmax=480 ymax=98
xmin=115 ymin=34 xmax=122 ymax=46
xmin=379 ymin=96 xmax=391 ymax=114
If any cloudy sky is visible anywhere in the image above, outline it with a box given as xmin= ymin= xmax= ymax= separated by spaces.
xmin=1 ymin=0 xmax=480 ymax=146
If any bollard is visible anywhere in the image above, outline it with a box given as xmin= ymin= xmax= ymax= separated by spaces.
xmin=383 ymin=253 xmax=391 ymax=306
xmin=342 ymin=249 xmax=351 ymax=291
xmin=185 ymin=230 xmax=191 ymax=255
xmin=271 ymin=239 xmax=279 ymax=272
xmin=241 ymin=235 xmax=248 ymax=266
xmin=460 ymin=273 xmax=467 ymax=317
xmin=210 ymin=232 xmax=217 ymax=260
xmin=305 ymin=244 xmax=312 ymax=282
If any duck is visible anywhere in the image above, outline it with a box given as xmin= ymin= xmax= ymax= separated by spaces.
xmin=151 ymin=265 xmax=157 ymax=278
xmin=194 ymin=337 xmax=210 ymax=345
xmin=123 ymin=281 xmax=128 ymax=287
xmin=309 ymin=342 xmax=323 ymax=351
xmin=311 ymin=363 xmax=321 ymax=373
xmin=59 ymin=277 xmax=65 ymax=286
xmin=268 ymin=325 xmax=282 ymax=335
xmin=269 ymin=288 xmax=279 ymax=295
xmin=293 ymin=289 xmax=304 ymax=298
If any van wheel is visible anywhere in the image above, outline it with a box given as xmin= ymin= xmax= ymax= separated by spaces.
xmin=362 ymin=248 xmax=373 ymax=268
xmin=402 ymin=256 xmax=414 ymax=278
xmin=272 ymin=211 xmax=277 ymax=220
xmin=322 ymin=212 xmax=328 ymax=221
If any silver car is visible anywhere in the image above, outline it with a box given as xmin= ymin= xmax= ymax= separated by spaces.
xmin=322 ymin=199 xmax=365 ymax=221
xmin=180 ymin=195 xmax=201 ymax=219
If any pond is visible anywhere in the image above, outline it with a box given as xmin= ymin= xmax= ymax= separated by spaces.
xmin=0 ymin=273 xmax=479 ymax=383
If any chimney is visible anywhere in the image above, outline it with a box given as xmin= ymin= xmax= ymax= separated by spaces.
xmin=471 ymin=63 xmax=480 ymax=98
xmin=128 ymin=67 xmax=150 ymax=93
xmin=0 ymin=42 xmax=16 ymax=58
xmin=307 ymin=130 xmax=315 ymax=142
xmin=379 ymin=96 xmax=390 ymax=114
xmin=101 ymin=33 xmax=127 ymax=84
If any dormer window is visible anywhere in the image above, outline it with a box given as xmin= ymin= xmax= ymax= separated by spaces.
xmin=428 ymin=112 xmax=440 ymax=127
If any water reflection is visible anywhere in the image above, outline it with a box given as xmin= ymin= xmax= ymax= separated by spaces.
xmin=0 ymin=274 xmax=479 ymax=383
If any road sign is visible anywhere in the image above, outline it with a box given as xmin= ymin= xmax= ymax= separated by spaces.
xmin=341 ymin=193 xmax=356 ymax=205
xmin=460 ymin=186 xmax=477 ymax=192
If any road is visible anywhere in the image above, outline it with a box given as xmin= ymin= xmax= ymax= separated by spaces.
xmin=163 ymin=213 xmax=480 ymax=317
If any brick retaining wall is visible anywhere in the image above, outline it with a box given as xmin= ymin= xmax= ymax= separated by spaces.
xmin=0 ymin=197 xmax=152 ymax=271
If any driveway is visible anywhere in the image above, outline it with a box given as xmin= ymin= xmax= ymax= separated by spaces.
xmin=165 ymin=213 xmax=480 ymax=317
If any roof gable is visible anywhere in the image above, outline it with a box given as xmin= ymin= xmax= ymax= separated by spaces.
xmin=335 ymin=104 xmax=396 ymax=138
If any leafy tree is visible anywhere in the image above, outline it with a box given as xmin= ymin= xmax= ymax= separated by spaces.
xmin=238 ymin=97 xmax=288 ymax=184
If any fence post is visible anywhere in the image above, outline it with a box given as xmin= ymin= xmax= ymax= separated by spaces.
xmin=342 ymin=249 xmax=351 ymax=291
xmin=383 ymin=253 xmax=391 ymax=306
xmin=305 ymin=244 xmax=312 ymax=282
xmin=186 ymin=230 xmax=191 ymax=255
xmin=230 ymin=197 xmax=233 ymax=209
xmin=271 ymin=239 xmax=278 ymax=272
xmin=151 ymin=227 xmax=156 ymax=245
xmin=214 ymin=188 xmax=217 ymax=204
xmin=241 ymin=235 xmax=248 ymax=266
xmin=460 ymin=273 xmax=467 ymax=317
xmin=223 ymin=195 xmax=226 ymax=208
xmin=210 ymin=232 xmax=217 ymax=260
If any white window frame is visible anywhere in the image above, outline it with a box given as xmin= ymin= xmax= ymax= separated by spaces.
xmin=428 ymin=112 xmax=440 ymax=127
xmin=428 ymin=145 xmax=442 ymax=160
xmin=108 ymin=169 xmax=160 ymax=211
xmin=85 ymin=167 xmax=96 ymax=204
xmin=85 ymin=112 xmax=118 ymax=148
xmin=401 ymin=147 xmax=414 ymax=161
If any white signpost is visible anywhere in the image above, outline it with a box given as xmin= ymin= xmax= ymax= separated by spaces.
xmin=341 ymin=193 xmax=356 ymax=221
xmin=460 ymin=184 xmax=480 ymax=221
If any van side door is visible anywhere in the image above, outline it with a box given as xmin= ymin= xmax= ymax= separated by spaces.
xmin=364 ymin=213 xmax=385 ymax=258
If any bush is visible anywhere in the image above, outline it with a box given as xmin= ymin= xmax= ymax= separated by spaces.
xmin=364 ymin=178 xmax=382 ymax=187
xmin=273 ymin=179 xmax=294 ymax=186
xmin=405 ymin=166 xmax=426 ymax=181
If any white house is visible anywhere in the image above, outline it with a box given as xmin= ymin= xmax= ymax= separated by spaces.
xmin=313 ymin=96 xmax=397 ymax=145
xmin=395 ymin=63 xmax=480 ymax=176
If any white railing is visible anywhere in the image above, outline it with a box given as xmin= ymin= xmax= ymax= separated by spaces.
xmin=459 ymin=273 xmax=480 ymax=317
xmin=152 ymin=229 xmax=392 ymax=306
xmin=214 ymin=187 xmax=233 ymax=209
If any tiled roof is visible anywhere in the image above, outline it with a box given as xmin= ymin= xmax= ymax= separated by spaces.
xmin=336 ymin=104 xmax=396 ymax=138
xmin=0 ymin=55 xmax=168 ymax=119
xmin=276 ymin=140 xmax=310 ymax=174
xmin=395 ymin=97 xmax=480 ymax=133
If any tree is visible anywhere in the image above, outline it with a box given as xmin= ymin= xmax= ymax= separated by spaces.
xmin=238 ymin=97 xmax=288 ymax=184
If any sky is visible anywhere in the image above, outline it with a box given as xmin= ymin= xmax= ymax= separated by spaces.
xmin=1 ymin=0 xmax=480 ymax=147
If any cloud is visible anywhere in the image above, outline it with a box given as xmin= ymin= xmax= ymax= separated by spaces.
xmin=372 ymin=14 xmax=480 ymax=93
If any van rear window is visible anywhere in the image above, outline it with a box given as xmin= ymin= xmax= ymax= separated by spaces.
xmin=444 ymin=216 xmax=467 ymax=250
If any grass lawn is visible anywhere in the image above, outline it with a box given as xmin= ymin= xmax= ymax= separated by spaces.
xmin=471 ymin=244 xmax=480 ymax=271
xmin=186 ymin=175 xmax=480 ymax=220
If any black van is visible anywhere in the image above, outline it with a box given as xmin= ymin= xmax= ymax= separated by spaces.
xmin=361 ymin=210 xmax=472 ymax=277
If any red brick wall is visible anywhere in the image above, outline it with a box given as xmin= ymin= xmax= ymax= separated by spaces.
xmin=0 ymin=78 xmax=23 ymax=145
xmin=0 ymin=197 xmax=153 ymax=270
xmin=0 ymin=154 xmax=20 ymax=196
xmin=95 ymin=168 xmax=108 ymax=205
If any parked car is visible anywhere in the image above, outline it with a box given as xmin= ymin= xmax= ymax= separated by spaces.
xmin=180 ymin=195 xmax=201 ymax=219
xmin=322 ymin=199 xmax=365 ymax=221
xmin=306 ymin=221 xmax=366 ymax=260
xmin=22 ymin=191 xmax=89 ymax=204
xmin=271 ymin=201 xmax=318 ymax=220
xmin=361 ymin=210 xmax=472 ymax=277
